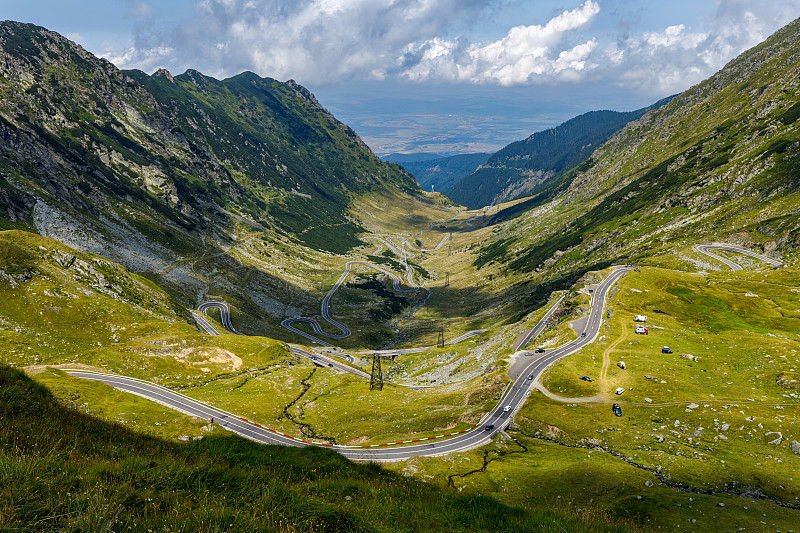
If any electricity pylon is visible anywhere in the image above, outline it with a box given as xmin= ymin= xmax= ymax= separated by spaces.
xmin=370 ymin=355 xmax=383 ymax=390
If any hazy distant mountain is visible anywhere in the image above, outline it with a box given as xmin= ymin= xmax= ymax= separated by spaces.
xmin=381 ymin=152 xmax=444 ymax=164
xmin=449 ymin=100 xmax=672 ymax=209
xmin=400 ymin=153 xmax=491 ymax=193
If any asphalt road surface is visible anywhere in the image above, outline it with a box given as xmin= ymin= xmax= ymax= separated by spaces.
xmin=281 ymin=260 xmax=419 ymax=345
xmin=70 ymin=266 xmax=632 ymax=461
xmin=198 ymin=302 xmax=242 ymax=335
xmin=511 ymin=295 xmax=565 ymax=351
xmin=695 ymin=244 xmax=782 ymax=271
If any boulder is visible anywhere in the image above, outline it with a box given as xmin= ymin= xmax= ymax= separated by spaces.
xmin=790 ymin=441 xmax=800 ymax=454
xmin=765 ymin=432 xmax=782 ymax=445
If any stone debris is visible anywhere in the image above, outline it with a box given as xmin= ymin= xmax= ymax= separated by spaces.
xmin=765 ymin=432 xmax=782 ymax=445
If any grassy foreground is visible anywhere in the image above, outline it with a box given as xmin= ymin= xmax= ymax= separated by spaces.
xmin=0 ymin=365 xmax=639 ymax=532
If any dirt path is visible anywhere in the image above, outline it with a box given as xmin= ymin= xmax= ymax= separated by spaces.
xmin=599 ymin=336 xmax=625 ymax=395
xmin=532 ymin=380 xmax=609 ymax=403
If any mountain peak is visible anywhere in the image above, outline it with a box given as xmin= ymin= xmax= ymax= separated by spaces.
xmin=154 ymin=67 xmax=174 ymax=83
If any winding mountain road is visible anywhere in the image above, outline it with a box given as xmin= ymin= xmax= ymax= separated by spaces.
xmin=695 ymin=244 xmax=782 ymax=270
xmin=280 ymin=260 xmax=420 ymax=346
xmin=197 ymin=302 xmax=242 ymax=335
xmin=277 ymin=210 xmax=488 ymax=348
xmin=68 ymin=265 xmax=632 ymax=460
xmin=511 ymin=295 xmax=566 ymax=351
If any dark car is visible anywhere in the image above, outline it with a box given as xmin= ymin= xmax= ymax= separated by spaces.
xmin=581 ymin=332 xmax=587 ymax=337
xmin=612 ymin=403 xmax=622 ymax=417
xmin=485 ymin=424 xmax=495 ymax=431
xmin=534 ymin=348 xmax=545 ymax=353
xmin=527 ymin=374 xmax=533 ymax=380
xmin=661 ymin=346 xmax=673 ymax=354
xmin=579 ymin=376 xmax=592 ymax=382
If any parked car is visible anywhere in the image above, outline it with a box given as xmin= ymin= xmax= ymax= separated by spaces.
xmin=485 ymin=424 xmax=495 ymax=431
xmin=615 ymin=387 xmax=625 ymax=395
xmin=662 ymin=346 xmax=673 ymax=354
xmin=612 ymin=403 xmax=622 ymax=417
xmin=579 ymin=376 xmax=592 ymax=382
xmin=534 ymin=348 xmax=545 ymax=353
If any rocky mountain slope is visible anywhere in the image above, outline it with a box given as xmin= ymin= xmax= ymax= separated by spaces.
xmin=0 ymin=21 xmax=418 ymax=257
xmin=449 ymin=102 xmax=671 ymax=209
xmin=474 ymin=17 xmax=800 ymax=279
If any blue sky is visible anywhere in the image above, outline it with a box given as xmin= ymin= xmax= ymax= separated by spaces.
xmin=4 ymin=1 xmax=800 ymax=154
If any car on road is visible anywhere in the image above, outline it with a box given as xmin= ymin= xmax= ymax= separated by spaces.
xmin=612 ymin=403 xmax=622 ymax=417
xmin=662 ymin=346 xmax=673 ymax=354
xmin=579 ymin=376 xmax=592 ymax=382
xmin=527 ymin=374 xmax=533 ymax=380
xmin=311 ymin=356 xmax=317 ymax=360
xmin=581 ymin=332 xmax=587 ymax=337
xmin=503 ymin=405 xmax=512 ymax=412
xmin=485 ymin=424 xmax=495 ymax=431
xmin=534 ymin=348 xmax=545 ymax=353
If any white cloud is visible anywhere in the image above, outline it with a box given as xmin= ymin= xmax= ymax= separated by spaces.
xmin=107 ymin=0 xmax=493 ymax=82
xmin=98 ymin=0 xmax=800 ymax=94
xmin=603 ymin=0 xmax=800 ymax=94
xmin=399 ymin=1 xmax=601 ymax=85
xmin=66 ymin=32 xmax=85 ymax=45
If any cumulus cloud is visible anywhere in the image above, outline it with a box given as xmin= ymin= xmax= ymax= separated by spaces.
xmin=106 ymin=0 xmax=493 ymax=82
xmin=66 ymin=32 xmax=85 ymax=45
xmin=99 ymin=0 xmax=800 ymax=94
xmin=398 ymin=1 xmax=600 ymax=85
xmin=603 ymin=0 xmax=800 ymax=93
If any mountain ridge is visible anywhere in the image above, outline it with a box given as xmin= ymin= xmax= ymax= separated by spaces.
xmin=448 ymin=99 xmax=673 ymax=208
xmin=0 ymin=20 xmax=419 ymax=256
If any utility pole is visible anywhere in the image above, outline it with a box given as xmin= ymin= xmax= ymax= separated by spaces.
xmin=437 ymin=326 xmax=445 ymax=348
xmin=444 ymin=272 xmax=450 ymax=287
xmin=370 ymin=355 xmax=383 ymax=391
xmin=448 ymin=232 xmax=453 ymax=257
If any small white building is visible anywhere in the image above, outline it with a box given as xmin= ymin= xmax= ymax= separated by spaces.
xmin=634 ymin=315 xmax=647 ymax=322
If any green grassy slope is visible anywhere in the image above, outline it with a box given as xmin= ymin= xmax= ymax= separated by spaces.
xmin=0 ymin=365 xmax=640 ymax=532
xmin=389 ymin=264 xmax=800 ymax=531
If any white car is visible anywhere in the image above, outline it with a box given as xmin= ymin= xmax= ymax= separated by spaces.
xmin=503 ymin=405 xmax=512 ymax=412
xmin=615 ymin=387 xmax=625 ymax=395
